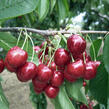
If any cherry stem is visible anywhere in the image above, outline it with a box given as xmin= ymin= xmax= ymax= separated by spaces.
xmin=71 ymin=55 xmax=75 ymax=62
xmin=86 ymin=35 xmax=96 ymax=61
xmin=0 ymin=39 xmax=11 ymax=48
xmin=16 ymin=29 xmax=23 ymax=46
xmin=26 ymin=33 xmax=35 ymax=62
xmin=83 ymin=52 xmax=86 ymax=64
xmin=42 ymin=42 xmax=47 ymax=63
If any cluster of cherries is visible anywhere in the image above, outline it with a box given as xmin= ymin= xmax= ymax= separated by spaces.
xmin=0 ymin=34 xmax=100 ymax=101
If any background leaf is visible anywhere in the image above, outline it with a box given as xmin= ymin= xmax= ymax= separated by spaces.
xmin=50 ymin=0 xmax=56 ymax=13
xmin=0 ymin=0 xmax=37 ymax=20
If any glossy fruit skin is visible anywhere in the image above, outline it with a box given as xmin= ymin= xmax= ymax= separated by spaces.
xmin=47 ymin=61 xmax=56 ymax=71
xmin=34 ymin=87 xmax=43 ymax=94
xmin=45 ymin=85 xmax=59 ymax=98
xmin=34 ymin=46 xmax=40 ymax=53
xmin=17 ymin=62 xmax=37 ymax=82
xmin=37 ymin=64 xmax=53 ymax=82
xmin=57 ymin=66 xmax=65 ymax=71
xmin=0 ymin=59 xmax=5 ymax=73
xmin=51 ymin=71 xmax=64 ymax=87
xmin=54 ymin=48 xmax=71 ymax=66
xmin=84 ymin=61 xmax=100 ymax=80
xmin=67 ymin=34 xmax=86 ymax=55
xmin=66 ymin=59 xmax=85 ymax=78
xmin=32 ymin=78 xmax=47 ymax=90
xmin=6 ymin=46 xmax=28 ymax=68
xmin=64 ymin=70 xmax=76 ymax=82
xmin=5 ymin=57 xmax=17 ymax=72
xmin=80 ymin=104 xmax=88 ymax=109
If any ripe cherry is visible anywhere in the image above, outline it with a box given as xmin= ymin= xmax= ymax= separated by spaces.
xmin=40 ymin=42 xmax=48 ymax=55
xmin=64 ymin=70 xmax=77 ymax=82
xmin=83 ymin=81 xmax=87 ymax=87
xmin=34 ymin=87 xmax=43 ymax=94
xmin=51 ymin=71 xmax=64 ymax=87
xmin=17 ymin=62 xmax=37 ymax=82
xmin=84 ymin=61 xmax=100 ymax=80
xmin=66 ymin=59 xmax=85 ymax=78
xmin=34 ymin=46 xmax=40 ymax=53
xmin=6 ymin=46 xmax=28 ymax=68
xmin=45 ymin=85 xmax=59 ymax=98
xmin=54 ymin=48 xmax=71 ymax=66
xmin=32 ymin=78 xmax=47 ymax=90
xmin=37 ymin=64 xmax=53 ymax=82
xmin=5 ymin=57 xmax=17 ymax=72
xmin=80 ymin=104 xmax=88 ymax=109
xmin=0 ymin=59 xmax=5 ymax=73
xmin=47 ymin=61 xmax=56 ymax=71
xmin=57 ymin=66 xmax=65 ymax=71
xmin=67 ymin=34 xmax=86 ymax=55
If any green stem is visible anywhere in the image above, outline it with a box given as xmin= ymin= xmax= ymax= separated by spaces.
xmin=83 ymin=52 xmax=86 ymax=64
xmin=16 ymin=29 xmax=23 ymax=46
xmin=86 ymin=35 xmax=96 ymax=61
xmin=42 ymin=42 xmax=47 ymax=63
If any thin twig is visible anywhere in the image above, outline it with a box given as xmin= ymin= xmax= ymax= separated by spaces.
xmin=0 ymin=27 xmax=109 ymax=36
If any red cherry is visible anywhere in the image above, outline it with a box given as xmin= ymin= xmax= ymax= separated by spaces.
xmin=80 ymin=104 xmax=88 ymax=109
xmin=45 ymin=85 xmax=59 ymax=98
xmin=57 ymin=66 xmax=65 ymax=71
xmin=47 ymin=61 xmax=56 ymax=71
xmin=83 ymin=81 xmax=87 ymax=87
xmin=5 ymin=57 xmax=17 ymax=72
xmin=0 ymin=59 xmax=5 ymax=73
xmin=6 ymin=46 xmax=28 ymax=68
xmin=34 ymin=46 xmax=40 ymax=53
xmin=64 ymin=70 xmax=76 ymax=82
xmin=84 ymin=61 xmax=100 ymax=80
xmin=67 ymin=34 xmax=86 ymax=55
xmin=86 ymin=55 xmax=91 ymax=63
xmin=17 ymin=62 xmax=37 ymax=82
xmin=34 ymin=87 xmax=43 ymax=94
xmin=32 ymin=78 xmax=47 ymax=90
xmin=54 ymin=48 xmax=71 ymax=66
xmin=40 ymin=42 xmax=48 ymax=55
xmin=38 ymin=59 xmax=42 ymax=65
xmin=66 ymin=59 xmax=85 ymax=78
xmin=51 ymin=71 xmax=64 ymax=87
xmin=37 ymin=64 xmax=53 ymax=82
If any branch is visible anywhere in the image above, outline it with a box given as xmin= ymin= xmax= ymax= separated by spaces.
xmin=0 ymin=27 xmax=108 ymax=36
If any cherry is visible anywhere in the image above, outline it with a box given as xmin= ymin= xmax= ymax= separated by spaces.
xmin=32 ymin=78 xmax=47 ymax=90
xmin=40 ymin=42 xmax=48 ymax=55
xmin=84 ymin=61 xmax=100 ymax=80
xmin=45 ymin=85 xmax=59 ymax=98
xmin=57 ymin=66 xmax=65 ymax=71
xmin=67 ymin=34 xmax=86 ymax=55
xmin=47 ymin=61 xmax=56 ymax=71
xmin=0 ymin=59 xmax=5 ymax=73
xmin=34 ymin=46 xmax=40 ymax=53
xmin=51 ymin=71 xmax=64 ymax=87
xmin=66 ymin=59 xmax=85 ymax=78
xmin=54 ymin=48 xmax=71 ymax=66
xmin=83 ymin=81 xmax=87 ymax=87
xmin=34 ymin=87 xmax=43 ymax=94
xmin=64 ymin=70 xmax=77 ymax=82
xmin=80 ymin=104 xmax=88 ymax=109
xmin=17 ymin=62 xmax=37 ymax=82
xmin=37 ymin=64 xmax=53 ymax=82
xmin=5 ymin=57 xmax=17 ymax=72
xmin=6 ymin=46 xmax=28 ymax=68
xmin=86 ymin=55 xmax=91 ymax=63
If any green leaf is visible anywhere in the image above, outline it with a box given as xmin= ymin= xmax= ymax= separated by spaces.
xmin=0 ymin=83 xmax=9 ymax=109
xmin=90 ymin=39 xmax=102 ymax=60
xmin=38 ymin=0 xmax=49 ymax=21
xmin=57 ymin=0 xmax=69 ymax=20
xmin=89 ymin=55 xmax=108 ymax=105
xmin=50 ymin=0 xmax=56 ymax=13
xmin=103 ymin=35 xmax=109 ymax=74
xmin=0 ymin=0 xmax=37 ymax=20
xmin=65 ymin=79 xmax=88 ymax=105
xmin=52 ymin=85 xmax=75 ymax=109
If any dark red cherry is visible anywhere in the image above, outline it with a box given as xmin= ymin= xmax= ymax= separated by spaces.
xmin=86 ymin=55 xmax=91 ymax=63
xmin=47 ymin=61 xmax=56 ymax=71
xmin=83 ymin=81 xmax=87 ymax=87
xmin=54 ymin=48 xmax=71 ymax=66
xmin=37 ymin=64 xmax=53 ymax=82
xmin=0 ymin=59 xmax=5 ymax=73
xmin=32 ymin=78 xmax=47 ymax=90
xmin=5 ymin=57 xmax=17 ymax=72
xmin=34 ymin=46 xmax=40 ymax=53
xmin=57 ymin=66 xmax=65 ymax=71
xmin=6 ymin=46 xmax=28 ymax=68
xmin=67 ymin=34 xmax=86 ymax=55
xmin=80 ymin=104 xmax=88 ymax=109
xmin=66 ymin=59 xmax=85 ymax=78
xmin=64 ymin=70 xmax=76 ymax=82
xmin=17 ymin=62 xmax=37 ymax=82
xmin=84 ymin=61 xmax=100 ymax=80
xmin=45 ymin=85 xmax=59 ymax=98
xmin=34 ymin=87 xmax=43 ymax=94
xmin=51 ymin=71 xmax=64 ymax=87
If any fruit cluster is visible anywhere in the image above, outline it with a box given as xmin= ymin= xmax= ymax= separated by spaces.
xmin=0 ymin=34 xmax=100 ymax=99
